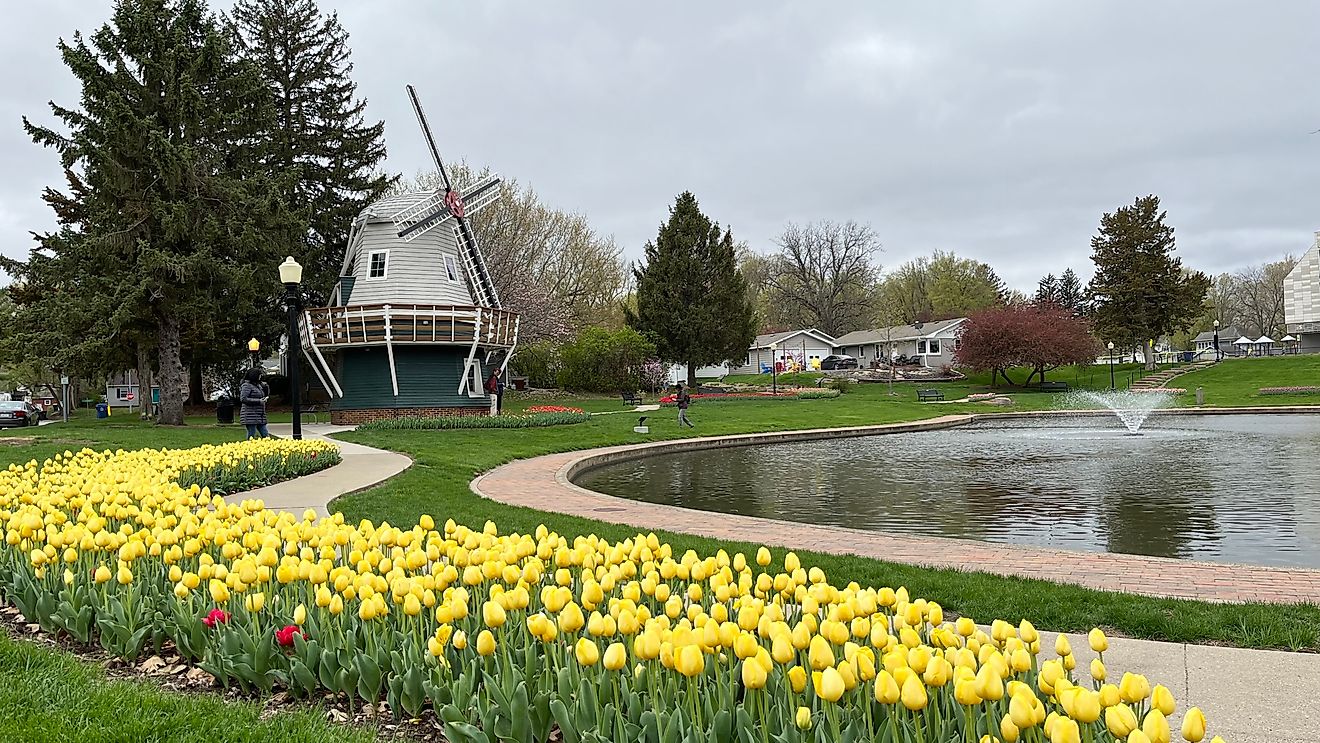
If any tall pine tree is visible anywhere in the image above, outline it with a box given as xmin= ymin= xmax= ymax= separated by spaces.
xmin=232 ymin=0 xmax=391 ymax=307
xmin=1086 ymin=195 xmax=1210 ymax=370
xmin=627 ymin=192 xmax=756 ymax=386
xmin=13 ymin=0 xmax=299 ymax=424
xmin=1034 ymin=273 xmax=1061 ymax=306
xmin=1058 ymin=268 xmax=1085 ymax=315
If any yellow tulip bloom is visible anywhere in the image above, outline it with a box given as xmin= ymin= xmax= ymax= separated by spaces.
xmin=1181 ymin=707 xmax=1206 ymax=742
xmin=603 ymin=642 xmax=627 ymax=671
xmin=476 ymin=629 xmax=497 ymax=657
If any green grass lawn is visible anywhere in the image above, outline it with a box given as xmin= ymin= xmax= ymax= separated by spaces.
xmin=1169 ymin=355 xmax=1320 ymax=406
xmin=0 ymin=631 xmax=373 ymax=743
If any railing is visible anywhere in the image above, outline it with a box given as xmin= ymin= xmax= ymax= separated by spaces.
xmin=302 ymin=303 xmax=519 ymax=348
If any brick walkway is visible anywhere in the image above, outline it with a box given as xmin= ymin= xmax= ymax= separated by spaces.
xmin=471 ymin=415 xmax=1320 ymax=605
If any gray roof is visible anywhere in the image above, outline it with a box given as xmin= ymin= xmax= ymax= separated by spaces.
xmin=1192 ymin=326 xmax=1238 ymax=343
xmin=833 ymin=317 xmax=966 ymax=347
xmin=361 ymin=190 xmax=438 ymax=223
xmin=751 ymin=328 xmax=837 ymax=349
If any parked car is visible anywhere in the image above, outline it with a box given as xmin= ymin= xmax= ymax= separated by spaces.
xmin=820 ymin=354 xmax=859 ymax=370
xmin=0 ymin=400 xmax=40 ymax=428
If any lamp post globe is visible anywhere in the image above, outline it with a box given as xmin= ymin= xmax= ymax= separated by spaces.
xmin=248 ymin=338 xmax=260 ymax=369
xmin=280 ymin=257 xmax=303 ymax=440
xmin=1212 ymin=319 xmax=1220 ymax=362
xmin=1107 ymin=341 xmax=1116 ymax=391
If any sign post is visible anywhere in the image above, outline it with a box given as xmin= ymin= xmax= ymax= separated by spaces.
xmin=60 ymin=376 xmax=70 ymax=423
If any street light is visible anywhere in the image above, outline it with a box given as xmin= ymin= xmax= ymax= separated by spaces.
xmin=248 ymin=338 xmax=260 ymax=369
xmin=1212 ymin=319 xmax=1220 ymax=362
xmin=1107 ymin=341 xmax=1116 ymax=390
xmin=769 ymin=342 xmax=779 ymax=394
xmin=279 ymin=256 xmax=303 ymax=440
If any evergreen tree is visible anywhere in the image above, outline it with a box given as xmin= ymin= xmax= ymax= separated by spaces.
xmin=1034 ymin=273 xmax=1061 ymax=306
xmin=1058 ymin=268 xmax=1085 ymax=315
xmin=1086 ymin=195 xmax=1210 ymax=370
xmin=627 ymin=192 xmax=756 ymax=386
xmin=232 ymin=0 xmax=391 ymax=307
xmin=11 ymin=0 xmax=299 ymax=425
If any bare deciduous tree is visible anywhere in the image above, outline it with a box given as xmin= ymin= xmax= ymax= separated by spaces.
xmin=763 ymin=220 xmax=881 ymax=337
xmin=1232 ymin=257 xmax=1296 ymax=338
xmin=396 ymin=164 xmax=627 ymax=342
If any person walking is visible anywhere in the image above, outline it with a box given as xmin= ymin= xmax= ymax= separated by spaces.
xmin=239 ymin=368 xmax=270 ymax=439
xmin=675 ymin=382 xmax=694 ymax=428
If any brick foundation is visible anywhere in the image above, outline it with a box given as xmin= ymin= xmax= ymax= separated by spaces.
xmin=331 ymin=406 xmax=492 ymax=425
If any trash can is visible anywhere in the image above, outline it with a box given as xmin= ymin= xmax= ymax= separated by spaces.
xmin=95 ymin=403 xmax=108 ymax=419
xmin=216 ymin=396 xmax=234 ymax=424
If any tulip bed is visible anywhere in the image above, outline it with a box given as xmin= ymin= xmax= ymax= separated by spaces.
xmin=0 ymin=439 xmax=1226 ymax=743
xmin=355 ymin=412 xmax=591 ymax=431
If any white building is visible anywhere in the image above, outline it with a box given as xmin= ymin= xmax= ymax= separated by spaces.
xmin=832 ymin=318 xmax=967 ymax=368
xmin=1283 ymin=231 xmax=1320 ymax=353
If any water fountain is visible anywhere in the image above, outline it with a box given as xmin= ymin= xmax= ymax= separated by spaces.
xmin=1067 ymin=389 xmax=1177 ymax=434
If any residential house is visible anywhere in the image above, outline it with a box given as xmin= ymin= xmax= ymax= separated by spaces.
xmin=1191 ymin=326 xmax=1239 ymax=357
xmin=832 ymin=318 xmax=967 ymax=368
xmin=105 ymin=371 xmax=160 ymax=409
xmin=728 ymin=329 xmax=838 ymax=375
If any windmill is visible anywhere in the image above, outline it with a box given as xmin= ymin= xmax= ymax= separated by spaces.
xmin=391 ymin=85 xmax=502 ymax=309
xmin=298 ymin=86 xmax=521 ymax=425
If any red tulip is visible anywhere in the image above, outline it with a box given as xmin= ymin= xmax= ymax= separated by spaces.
xmin=202 ymin=608 xmax=231 ymax=628
xmin=276 ymin=624 xmax=305 ymax=647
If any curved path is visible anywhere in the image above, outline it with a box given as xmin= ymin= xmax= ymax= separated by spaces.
xmin=244 ymin=424 xmax=411 ymax=518
xmin=472 ymin=414 xmax=1320 ymax=606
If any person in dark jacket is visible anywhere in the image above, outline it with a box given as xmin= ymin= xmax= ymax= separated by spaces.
xmin=675 ymin=382 xmax=694 ymax=428
xmin=239 ymin=368 xmax=270 ymax=439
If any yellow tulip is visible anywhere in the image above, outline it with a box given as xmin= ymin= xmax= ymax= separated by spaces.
xmin=1142 ymin=709 xmax=1171 ymax=743
xmin=482 ymin=599 xmax=506 ymax=628
xmin=741 ymin=657 xmax=768 ymax=689
xmin=1055 ymin=634 xmax=1072 ymax=657
xmin=452 ymin=630 xmax=468 ymax=650
xmin=1091 ymin=658 xmax=1107 ymax=682
xmin=1151 ymin=684 xmax=1176 ymax=716
xmin=1073 ymin=689 xmax=1102 ymax=724
xmin=404 ymin=594 xmax=422 ymax=617
xmin=209 ymin=579 xmax=230 ymax=603
xmin=756 ymin=547 xmax=771 ymax=566
xmin=874 ymin=669 xmax=900 ymax=704
xmin=954 ymin=678 xmax=981 ymax=706
xmin=329 ymin=595 xmax=344 ymax=616
xmin=1106 ymin=704 xmax=1139 ymax=738
xmin=788 ymin=665 xmax=808 ymax=694
xmin=476 ymin=629 xmax=496 ymax=656
xmin=816 ymin=667 xmax=845 ymax=703
xmin=293 ymin=604 xmax=307 ymax=625
xmin=245 ymin=592 xmax=265 ymax=613
xmin=1009 ymin=692 xmax=1036 ymax=729
xmin=1089 ymin=628 xmax=1109 ymax=653
xmin=358 ymin=600 xmax=377 ymax=621
xmin=899 ymin=673 xmax=927 ymax=711
xmin=794 ymin=706 xmax=811 ymax=730
xmin=1120 ymin=672 xmax=1151 ymax=704
xmin=1180 ymin=707 xmax=1206 ymax=742
xmin=675 ymin=644 xmax=704 ymax=678
xmin=1000 ymin=715 xmax=1021 ymax=743
xmin=808 ymin=635 xmax=834 ymax=670
xmin=603 ymin=642 xmax=627 ymax=671
xmin=1128 ymin=732 xmax=1152 ymax=743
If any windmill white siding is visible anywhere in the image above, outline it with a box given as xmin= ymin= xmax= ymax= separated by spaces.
xmin=345 ymin=220 xmax=475 ymax=306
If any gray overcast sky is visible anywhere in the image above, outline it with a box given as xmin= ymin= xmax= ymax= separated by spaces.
xmin=2 ymin=1 xmax=1317 ymax=291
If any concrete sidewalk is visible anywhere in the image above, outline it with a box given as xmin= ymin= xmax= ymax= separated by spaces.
xmin=240 ymin=424 xmax=410 ymax=517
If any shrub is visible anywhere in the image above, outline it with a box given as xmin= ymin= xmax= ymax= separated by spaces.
xmin=825 ymin=378 xmax=854 ymax=393
xmin=557 ymin=327 xmax=657 ymax=393
xmin=796 ymin=388 xmax=842 ymax=399
xmin=355 ymin=412 xmax=590 ymax=431
xmin=1259 ymin=386 xmax=1320 ymax=395
xmin=511 ymin=340 xmax=560 ymax=389
xmin=0 ymin=440 xmax=1227 ymax=741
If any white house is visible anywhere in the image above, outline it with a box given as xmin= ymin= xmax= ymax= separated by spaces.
xmin=832 ymin=318 xmax=967 ymax=368
xmin=1284 ymin=231 xmax=1320 ymax=353
xmin=728 ymin=329 xmax=838 ymax=375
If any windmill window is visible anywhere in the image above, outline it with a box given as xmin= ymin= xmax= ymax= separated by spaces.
xmin=367 ymin=250 xmax=388 ymax=280
xmin=443 ymin=255 xmax=459 ymax=283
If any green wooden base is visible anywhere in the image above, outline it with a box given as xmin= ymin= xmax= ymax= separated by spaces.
xmin=330 ymin=346 xmax=490 ymax=413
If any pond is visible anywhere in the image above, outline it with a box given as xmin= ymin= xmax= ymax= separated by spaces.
xmin=574 ymin=414 xmax=1320 ymax=568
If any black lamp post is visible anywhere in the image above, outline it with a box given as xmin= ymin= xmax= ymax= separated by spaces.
xmin=770 ymin=342 xmax=778 ymax=394
xmin=248 ymin=338 xmax=260 ymax=369
xmin=279 ymin=256 xmax=303 ymax=440
xmin=1212 ymin=319 xmax=1220 ymax=362
xmin=1107 ymin=341 xmax=1115 ymax=390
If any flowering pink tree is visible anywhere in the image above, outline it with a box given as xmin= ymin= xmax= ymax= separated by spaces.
xmin=956 ymin=304 xmax=1101 ymax=386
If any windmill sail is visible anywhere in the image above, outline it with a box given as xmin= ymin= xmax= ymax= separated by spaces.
xmin=404 ymin=85 xmax=502 ymax=310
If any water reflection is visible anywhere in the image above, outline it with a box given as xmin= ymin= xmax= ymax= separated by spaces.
xmin=575 ymin=415 xmax=1320 ymax=568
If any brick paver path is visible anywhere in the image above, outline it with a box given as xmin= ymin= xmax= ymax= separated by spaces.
xmin=472 ymin=414 xmax=1320 ymax=604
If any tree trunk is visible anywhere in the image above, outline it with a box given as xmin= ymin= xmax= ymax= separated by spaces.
xmin=188 ymin=357 xmax=204 ymax=406
xmin=135 ymin=342 xmax=155 ymax=421
xmin=686 ymin=361 xmax=697 ymax=389
xmin=156 ymin=314 xmax=186 ymax=425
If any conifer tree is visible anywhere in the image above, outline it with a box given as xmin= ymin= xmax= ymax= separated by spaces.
xmin=1058 ymin=268 xmax=1085 ymax=315
xmin=627 ymin=192 xmax=756 ymax=386
xmin=1086 ymin=195 xmax=1210 ymax=370
xmin=1034 ymin=273 xmax=1061 ymax=306
xmin=11 ymin=0 xmax=298 ymax=425
xmin=232 ymin=0 xmax=391 ymax=306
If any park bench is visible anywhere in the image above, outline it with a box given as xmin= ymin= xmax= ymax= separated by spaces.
xmin=916 ymin=388 xmax=944 ymax=402
xmin=1038 ymin=382 xmax=1070 ymax=393
xmin=621 ymin=390 xmax=643 ymax=405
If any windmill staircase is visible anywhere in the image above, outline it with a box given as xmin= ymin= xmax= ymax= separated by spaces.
xmin=1128 ymin=359 xmax=1217 ymax=390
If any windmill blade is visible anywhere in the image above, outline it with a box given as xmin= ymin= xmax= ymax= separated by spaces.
xmin=406 ymin=84 xmax=452 ymax=191
xmin=453 ymin=213 xmax=501 ymax=309
xmin=394 ymin=177 xmax=501 ymax=241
